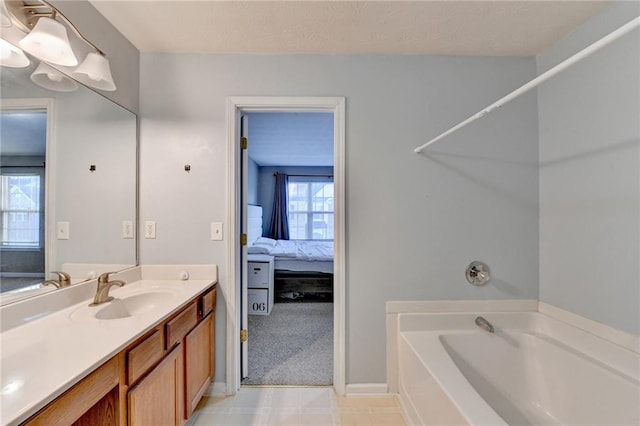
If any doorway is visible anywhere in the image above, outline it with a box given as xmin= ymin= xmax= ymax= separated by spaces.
xmin=243 ymin=112 xmax=334 ymax=386
xmin=226 ymin=97 xmax=346 ymax=395
xmin=0 ymin=99 xmax=54 ymax=296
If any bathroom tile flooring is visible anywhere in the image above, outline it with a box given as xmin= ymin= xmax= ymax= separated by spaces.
xmin=187 ymin=387 xmax=408 ymax=425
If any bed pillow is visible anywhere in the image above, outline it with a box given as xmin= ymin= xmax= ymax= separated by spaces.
xmin=255 ymin=237 xmax=277 ymax=247
xmin=247 ymin=245 xmax=270 ymax=254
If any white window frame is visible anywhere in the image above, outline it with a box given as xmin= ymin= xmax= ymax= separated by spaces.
xmin=287 ymin=178 xmax=334 ymax=241
xmin=1 ymin=173 xmax=43 ymax=248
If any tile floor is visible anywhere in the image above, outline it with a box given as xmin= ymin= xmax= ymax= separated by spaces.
xmin=187 ymin=387 xmax=408 ymax=426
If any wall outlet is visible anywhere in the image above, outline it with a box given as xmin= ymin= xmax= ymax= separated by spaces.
xmin=211 ymin=222 xmax=223 ymax=241
xmin=144 ymin=221 xmax=156 ymax=239
xmin=122 ymin=220 xmax=134 ymax=239
xmin=56 ymin=221 xmax=70 ymax=240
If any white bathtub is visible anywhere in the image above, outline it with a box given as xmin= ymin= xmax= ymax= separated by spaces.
xmin=396 ymin=312 xmax=639 ymax=425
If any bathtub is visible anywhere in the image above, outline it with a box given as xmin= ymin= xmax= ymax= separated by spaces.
xmin=396 ymin=312 xmax=639 ymax=425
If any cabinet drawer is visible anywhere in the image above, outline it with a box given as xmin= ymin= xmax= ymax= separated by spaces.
xmin=201 ymin=289 xmax=216 ymax=318
xmin=248 ymin=288 xmax=269 ymax=315
xmin=248 ymin=262 xmax=270 ymax=287
xmin=127 ymin=329 xmax=164 ymax=385
xmin=166 ymin=302 xmax=198 ymax=349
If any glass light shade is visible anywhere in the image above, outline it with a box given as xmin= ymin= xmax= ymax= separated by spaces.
xmin=1 ymin=0 xmax=12 ymax=27
xmin=19 ymin=17 xmax=78 ymax=66
xmin=72 ymin=52 xmax=116 ymax=91
xmin=0 ymin=38 xmax=30 ymax=67
xmin=30 ymin=61 xmax=78 ymax=92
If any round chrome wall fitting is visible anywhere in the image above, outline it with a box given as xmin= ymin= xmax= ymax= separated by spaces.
xmin=466 ymin=261 xmax=490 ymax=286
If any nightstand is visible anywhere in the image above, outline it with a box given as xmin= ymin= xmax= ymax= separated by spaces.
xmin=247 ymin=254 xmax=274 ymax=315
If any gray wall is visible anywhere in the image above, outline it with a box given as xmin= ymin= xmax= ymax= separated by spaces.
xmin=247 ymin=157 xmax=259 ymax=206
xmin=538 ymin=2 xmax=640 ymax=334
xmin=139 ymin=53 xmax=539 ymax=385
xmin=257 ymin=166 xmax=334 ymax=235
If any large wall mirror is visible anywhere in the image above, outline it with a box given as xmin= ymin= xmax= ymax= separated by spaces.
xmin=0 ymin=47 xmax=137 ymax=306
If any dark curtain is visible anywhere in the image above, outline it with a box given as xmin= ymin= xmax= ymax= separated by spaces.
xmin=268 ymin=172 xmax=290 ymax=240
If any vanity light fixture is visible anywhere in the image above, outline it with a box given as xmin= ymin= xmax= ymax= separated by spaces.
xmin=19 ymin=15 xmax=77 ymax=66
xmin=3 ymin=0 xmax=116 ymax=91
xmin=72 ymin=52 xmax=116 ymax=92
xmin=0 ymin=0 xmax=12 ymax=27
xmin=30 ymin=61 xmax=78 ymax=92
xmin=0 ymin=37 xmax=29 ymax=67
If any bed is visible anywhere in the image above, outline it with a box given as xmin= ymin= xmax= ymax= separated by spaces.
xmin=247 ymin=205 xmax=333 ymax=300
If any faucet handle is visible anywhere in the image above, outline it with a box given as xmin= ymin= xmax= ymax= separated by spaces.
xmin=97 ymin=271 xmax=119 ymax=284
xmin=43 ymin=280 xmax=61 ymax=289
xmin=51 ymin=271 xmax=71 ymax=286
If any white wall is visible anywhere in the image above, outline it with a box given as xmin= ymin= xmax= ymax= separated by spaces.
xmin=139 ymin=53 xmax=539 ymax=385
xmin=247 ymin=157 xmax=259 ymax=206
xmin=538 ymin=3 xmax=640 ymax=335
xmin=55 ymin=88 xmax=137 ymax=270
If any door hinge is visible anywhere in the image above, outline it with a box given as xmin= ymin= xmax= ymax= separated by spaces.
xmin=241 ymin=137 xmax=248 ymax=150
xmin=240 ymin=233 xmax=247 ymax=246
xmin=240 ymin=329 xmax=248 ymax=343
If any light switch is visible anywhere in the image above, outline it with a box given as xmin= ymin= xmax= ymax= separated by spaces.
xmin=144 ymin=221 xmax=156 ymax=239
xmin=57 ymin=221 xmax=70 ymax=240
xmin=122 ymin=220 xmax=134 ymax=239
xmin=211 ymin=222 xmax=223 ymax=241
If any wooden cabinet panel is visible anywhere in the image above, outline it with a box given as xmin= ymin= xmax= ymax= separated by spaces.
xmin=201 ymin=289 xmax=216 ymax=318
xmin=127 ymin=329 xmax=164 ymax=385
xmin=128 ymin=345 xmax=183 ymax=426
xmin=185 ymin=314 xmax=214 ymax=417
xmin=72 ymin=388 xmax=118 ymax=426
xmin=23 ymin=356 xmax=119 ymax=426
xmin=166 ymin=303 xmax=197 ymax=349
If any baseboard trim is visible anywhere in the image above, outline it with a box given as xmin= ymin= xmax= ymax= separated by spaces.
xmin=345 ymin=383 xmax=390 ymax=396
xmin=207 ymin=381 xmax=228 ymax=396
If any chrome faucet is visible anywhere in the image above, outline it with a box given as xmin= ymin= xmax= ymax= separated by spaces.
xmin=90 ymin=272 xmax=125 ymax=306
xmin=475 ymin=316 xmax=495 ymax=333
xmin=43 ymin=271 xmax=71 ymax=289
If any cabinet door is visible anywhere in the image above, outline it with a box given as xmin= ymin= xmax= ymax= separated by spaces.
xmin=129 ymin=345 xmax=183 ymax=426
xmin=185 ymin=313 xmax=214 ymax=416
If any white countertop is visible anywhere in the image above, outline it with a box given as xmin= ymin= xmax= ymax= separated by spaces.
xmin=0 ymin=268 xmax=216 ymax=426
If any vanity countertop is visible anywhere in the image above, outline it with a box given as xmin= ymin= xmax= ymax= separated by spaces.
xmin=0 ymin=267 xmax=216 ymax=426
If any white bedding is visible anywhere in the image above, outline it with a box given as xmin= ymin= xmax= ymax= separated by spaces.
xmin=248 ymin=239 xmax=333 ymax=273
xmin=268 ymin=240 xmax=333 ymax=261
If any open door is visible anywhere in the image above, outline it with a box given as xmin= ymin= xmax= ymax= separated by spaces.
xmin=240 ymin=115 xmax=249 ymax=380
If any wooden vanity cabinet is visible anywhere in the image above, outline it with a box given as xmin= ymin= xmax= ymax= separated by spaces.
xmin=185 ymin=312 xmax=214 ymax=416
xmin=126 ymin=287 xmax=216 ymax=425
xmin=128 ymin=345 xmax=183 ymax=426
xmin=20 ymin=286 xmax=216 ymax=426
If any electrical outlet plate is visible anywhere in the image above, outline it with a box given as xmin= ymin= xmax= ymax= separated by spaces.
xmin=144 ymin=221 xmax=156 ymax=239
xmin=122 ymin=220 xmax=134 ymax=239
xmin=211 ymin=222 xmax=223 ymax=240
xmin=56 ymin=221 xmax=70 ymax=240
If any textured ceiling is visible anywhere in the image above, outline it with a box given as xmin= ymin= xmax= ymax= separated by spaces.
xmin=247 ymin=112 xmax=334 ymax=167
xmin=89 ymin=0 xmax=610 ymax=55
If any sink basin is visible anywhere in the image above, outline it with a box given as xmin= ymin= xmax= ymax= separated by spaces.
xmin=94 ymin=291 xmax=175 ymax=319
xmin=70 ymin=289 xmax=177 ymax=321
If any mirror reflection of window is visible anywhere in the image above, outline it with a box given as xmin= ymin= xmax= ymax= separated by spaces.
xmin=0 ymin=110 xmax=47 ymax=294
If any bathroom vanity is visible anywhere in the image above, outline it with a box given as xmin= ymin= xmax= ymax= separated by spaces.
xmin=0 ymin=265 xmax=217 ymax=426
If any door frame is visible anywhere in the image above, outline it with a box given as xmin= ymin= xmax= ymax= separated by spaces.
xmin=225 ymin=96 xmax=346 ymax=395
xmin=1 ymin=98 xmax=56 ymax=280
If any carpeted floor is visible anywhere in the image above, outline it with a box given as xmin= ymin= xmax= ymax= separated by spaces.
xmin=244 ymin=302 xmax=333 ymax=386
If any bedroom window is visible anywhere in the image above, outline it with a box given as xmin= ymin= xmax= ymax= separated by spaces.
xmin=288 ymin=179 xmax=333 ymax=240
xmin=1 ymin=174 xmax=41 ymax=248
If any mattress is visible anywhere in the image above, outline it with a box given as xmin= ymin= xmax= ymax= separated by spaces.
xmin=250 ymin=239 xmax=333 ymax=274
xmin=274 ymin=258 xmax=334 ymax=274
